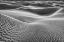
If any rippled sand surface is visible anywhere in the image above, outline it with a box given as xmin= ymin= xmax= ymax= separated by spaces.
xmin=0 ymin=2 xmax=64 ymax=42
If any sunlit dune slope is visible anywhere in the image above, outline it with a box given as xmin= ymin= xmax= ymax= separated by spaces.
xmin=0 ymin=8 xmax=64 ymax=42
xmin=1 ymin=13 xmax=64 ymax=42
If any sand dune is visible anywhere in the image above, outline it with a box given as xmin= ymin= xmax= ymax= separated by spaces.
xmin=0 ymin=7 xmax=64 ymax=42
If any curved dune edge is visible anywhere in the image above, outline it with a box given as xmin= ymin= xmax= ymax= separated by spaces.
xmin=0 ymin=8 xmax=64 ymax=23
xmin=1 ymin=11 xmax=64 ymax=42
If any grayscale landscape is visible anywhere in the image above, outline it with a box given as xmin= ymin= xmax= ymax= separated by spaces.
xmin=0 ymin=1 xmax=64 ymax=42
